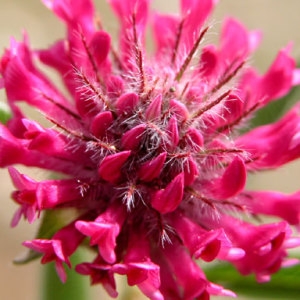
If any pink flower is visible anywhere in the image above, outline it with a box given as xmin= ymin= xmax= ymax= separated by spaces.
xmin=23 ymin=220 xmax=85 ymax=283
xmin=1 ymin=0 xmax=300 ymax=299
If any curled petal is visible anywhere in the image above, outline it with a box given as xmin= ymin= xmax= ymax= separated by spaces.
xmin=239 ymin=46 xmax=297 ymax=108
xmin=138 ymin=152 xmax=167 ymax=182
xmin=170 ymin=213 xmax=244 ymax=262
xmin=151 ymin=173 xmax=184 ymax=214
xmin=106 ymin=75 xmax=125 ymax=99
xmin=236 ymin=106 xmax=300 ymax=169
xmin=109 ymin=0 xmax=149 ymax=63
xmin=180 ymin=0 xmax=216 ymax=51
xmin=209 ymin=156 xmax=246 ymax=199
xmin=112 ymin=232 xmax=163 ymax=300
xmin=109 ymin=0 xmax=149 ymax=34
xmin=183 ymin=157 xmax=199 ymax=186
xmin=169 ymin=99 xmax=189 ymax=121
xmin=76 ymin=205 xmax=126 ymax=263
xmin=220 ymin=18 xmax=261 ymax=66
xmin=166 ymin=116 xmax=179 ymax=151
xmin=0 ymin=123 xmax=94 ymax=178
xmin=23 ymin=119 xmax=80 ymax=159
xmin=161 ymin=240 xmax=231 ymax=299
xmin=199 ymin=45 xmax=219 ymax=77
xmin=220 ymin=217 xmax=292 ymax=282
xmin=88 ymin=31 xmax=111 ymax=66
xmin=37 ymin=40 xmax=78 ymax=97
xmin=90 ymin=111 xmax=114 ymax=139
xmin=245 ymin=190 xmax=300 ymax=225
xmin=2 ymin=38 xmax=79 ymax=127
xmin=23 ymin=221 xmax=84 ymax=282
xmin=185 ymin=127 xmax=204 ymax=150
xmin=145 ymin=94 xmax=162 ymax=120
xmin=121 ymin=124 xmax=147 ymax=150
xmin=116 ymin=92 xmax=139 ymax=115
xmin=77 ymin=221 xmax=121 ymax=263
xmin=0 ymin=124 xmax=32 ymax=167
xmin=8 ymin=166 xmax=36 ymax=190
xmin=220 ymin=156 xmax=246 ymax=197
xmin=76 ymin=256 xmax=117 ymax=297
xmin=98 ymin=151 xmax=131 ymax=183
xmin=220 ymin=94 xmax=244 ymax=126
xmin=152 ymin=13 xmax=179 ymax=56
xmin=260 ymin=47 xmax=296 ymax=103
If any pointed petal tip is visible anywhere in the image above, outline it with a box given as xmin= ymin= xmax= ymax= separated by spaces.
xmin=151 ymin=172 xmax=184 ymax=214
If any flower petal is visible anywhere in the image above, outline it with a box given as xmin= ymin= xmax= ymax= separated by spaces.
xmin=138 ymin=152 xmax=167 ymax=182
xmin=98 ymin=151 xmax=131 ymax=183
xmin=151 ymin=173 xmax=184 ymax=214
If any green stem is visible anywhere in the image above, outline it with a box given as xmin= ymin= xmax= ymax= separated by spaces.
xmin=41 ymin=248 xmax=91 ymax=300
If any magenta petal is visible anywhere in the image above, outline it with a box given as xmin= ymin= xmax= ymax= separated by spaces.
xmin=221 ymin=94 xmax=244 ymax=125
xmin=169 ymin=212 xmax=244 ymax=263
xmin=236 ymin=106 xmax=300 ymax=169
xmin=90 ymin=111 xmax=114 ymax=139
xmin=152 ymin=13 xmax=179 ymax=55
xmin=75 ymin=204 xmax=126 ymax=264
xmin=185 ymin=127 xmax=204 ymax=150
xmin=112 ymin=232 xmax=163 ymax=300
xmin=138 ymin=152 xmax=167 ymax=182
xmin=8 ymin=166 xmax=36 ymax=190
xmin=121 ymin=124 xmax=147 ymax=150
xmin=169 ymin=99 xmax=189 ymax=121
xmin=151 ymin=173 xmax=184 ymax=214
xmin=23 ymin=120 xmax=68 ymax=156
xmin=292 ymin=68 xmax=300 ymax=85
xmin=221 ymin=217 xmax=290 ymax=281
xmin=76 ymin=257 xmax=118 ymax=297
xmin=260 ymin=47 xmax=296 ymax=103
xmin=180 ymin=0 xmax=216 ymax=50
xmin=76 ymin=221 xmax=119 ymax=263
xmin=221 ymin=156 xmax=246 ymax=197
xmin=112 ymin=260 xmax=163 ymax=299
xmin=9 ymin=168 xmax=83 ymax=213
xmin=98 ymin=151 xmax=131 ymax=183
xmin=109 ymin=0 xmax=149 ymax=63
xmin=109 ymin=0 xmax=149 ymax=30
xmin=220 ymin=18 xmax=254 ymax=65
xmin=106 ymin=75 xmax=125 ymax=99
xmin=246 ymin=190 xmax=300 ymax=225
xmin=166 ymin=116 xmax=179 ymax=151
xmin=145 ymin=94 xmax=162 ymax=120
xmin=88 ymin=31 xmax=111 ymax=66
xmin=162 ymin=241 xmax=210 ymax=299
xmin=36 ymin=179 xmax=83 ymax=208
xmin=23 ymin=220 xmax=84 ymax=282
xmin=199 ymin=45 xmax=219 ymax=77
xmin=37 ymin=40 xmax=83 ymax=99
xmin=116 ymin=92 xmax=139 ymax=115
xmin=212 ymin=156 xmax=246 ymax=199
xmin=8 ymin=167 xmax=39 ymax=224
xmin=183 ymin=157 xmax=199 ymax=186
xmin=1 ymin=0 xmax=300 ymax=299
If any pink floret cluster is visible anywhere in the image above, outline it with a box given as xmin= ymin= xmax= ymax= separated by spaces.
xmin=1 ymin=0 xmax=300 ymax=299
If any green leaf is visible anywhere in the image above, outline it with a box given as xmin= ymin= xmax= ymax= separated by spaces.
xmin=0 ymin=102 xmax=11 ymax=124
xmin=204 ymin=261 xmax=300 ymax=299
xmin=41 ymin=248 xmax=91 ymax=300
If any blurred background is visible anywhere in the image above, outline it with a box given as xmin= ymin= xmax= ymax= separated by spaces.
xmin=0 ymin=0 xmax=300 ymax=299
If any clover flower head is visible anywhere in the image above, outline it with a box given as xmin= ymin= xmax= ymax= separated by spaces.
xmin=1 ymin=0 xmax=300 ymax=299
